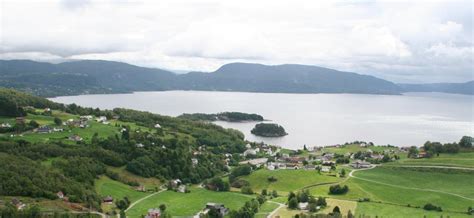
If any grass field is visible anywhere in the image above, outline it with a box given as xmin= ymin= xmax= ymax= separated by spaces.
xmin=255 ymin=201 xmax=280 ymax=218
xmin=239 ymin=169 xmax=342 ymax=194
xmin=95 ymin=176 xmax=148 ymax=203
xmin=322 ymin=144 xmax=397 ymax=155
xmin=107 ymin=166 xmax=162 ymax=190
xmin=308 ymin=166 xmax=474 ymax=213
xmin=356 ymin=202 xmax=471 ymax=218
xmin=352 ymin=166 xmax=474 ymax=199
xmin=126 ymin=188 xmax=253 ymax=217
xmin=320 ymin=198 xmax=357 ymax=216
xmin=389 ymin=152 xmax=474 ymax=168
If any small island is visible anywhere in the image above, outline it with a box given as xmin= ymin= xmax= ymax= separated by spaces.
xmin=178 ymin=112 xmax=264 ymax=122
xmin=251 ymin=123 xmax=288 ymax=137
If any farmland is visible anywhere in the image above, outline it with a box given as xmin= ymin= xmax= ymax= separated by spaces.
xmin=126 ymin=187 xmax=253 ymax=217
xmin=239 ymin=169 xmax=342 ymax=193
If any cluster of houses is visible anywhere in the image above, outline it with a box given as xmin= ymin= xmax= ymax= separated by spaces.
xmin=10 ymin=198 xmax=26 ymax=210
xmin=0 ymin=123 xmax=12 ymax=128
xmin=36 ymin=126 xmax=64 ymax=134
xmin=145 ymin=208 xmax=161 ymax=218
xmin=242 ymin=143 xmax=279 ymax=157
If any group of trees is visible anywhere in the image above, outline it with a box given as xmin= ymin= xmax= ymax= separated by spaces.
xmin=408 ymin=136 xmax=473 ymax=158
xmin=178 ymin=112 xmax=264 ymax=122
xmin=423 ymin=203 xmax=442 ymax=212
xmin=204 ymin=177 xmax=230 ymax=192
xmin=329 ymin=185 xmax=349 ymax=195
xmin=228 ymin=199 xmax=263 ymax=218
xmin=288 ymin=190 xmax=327 ymax=212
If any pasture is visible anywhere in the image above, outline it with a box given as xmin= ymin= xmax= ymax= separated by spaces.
xmin=95 ymin=176 xmax=148 ymax=203
xmin=239 ymin=169 xmax=342 ymax=193
xmin=126 ymin=187 xmax=253 ymax=217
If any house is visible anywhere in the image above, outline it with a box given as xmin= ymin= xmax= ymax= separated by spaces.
xmin=285 ymin=163 xmax=299 ymax=170
xmin=135 ymin=185 xmax=146 ymax=192
xmin=277 ymin=163 xmax=287 ymax=169
xmin=177 ymin=184 xmax=186 ymax=193
xmin=169 ymin=179 xmax=182 ymax=188
xmin=57 ymin=191 xmax=65 ymax=199
xmin=11 ymin=198 xmax=26 ymax=210
xmin=68 ymin=135 xmax=83 ymax=142
xmin=240 ymin=158 xmax=268 ymax=167
xmin=15 ymin=117 xmax=25 ymax=125
xmin=80 ymin=115 xmax=93 ymax=121
xmin=96 ymin=116 xmax=107 ymax=123
xmin=322 ymin=153 xmax=334 ymax=160
xmin=322 ymin=160 xmax=335 ymax=166
xmin=53 ymin=127 xmax=64 ymax=132
xmin=286 ymin=156 xmax=305 ymax=163
xmin=103 ymin=196 xmax=114 ymax=204
xmin=304 ymin=165 xmax=316 ymax=170
xmin=154 ymin=123 xmax=161 ymax=128
xmin=245 ymin=143 xmax=252 ymax=149
xmin=371 ymin=154 xmax=384 ymax=160
xmin=0 ymin=123 xmax=11 ymax=128
xmin=267 ymin=165 xmax=275 ymax=171
xmin=350 ymin=160 xmax=371 ymax=169
xmin=298 ymin=202 xmax=309 ymax=210
xmin=417 ymin=150 xmax=427 ymax=158
xmin=145 ymin=208 xmax=161 ymax=218
xmin=192 ymin=158 xmax=199 ymax=166
xmin=204 ymin=203 xmax=229 ymax=217
xmin=243 ymin=149 xmax=257 ymax=157
xmin=321 ymin=166 xmax=331 ymax=173
xmin=136 ymin=143 xmax=145 ymax=148
xmin=37 ymin=126 xmax=52 ymax=133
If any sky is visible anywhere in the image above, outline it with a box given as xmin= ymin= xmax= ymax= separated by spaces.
xmin=0 ymin=0 xmax=473 ymax=83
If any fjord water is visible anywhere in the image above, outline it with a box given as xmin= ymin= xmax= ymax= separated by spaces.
xmin=51 ymin=91 xmax=472 ymax=149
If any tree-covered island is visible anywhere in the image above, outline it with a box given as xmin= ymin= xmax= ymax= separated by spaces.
xmin=250 ymin=123 xmax=288 ymax=137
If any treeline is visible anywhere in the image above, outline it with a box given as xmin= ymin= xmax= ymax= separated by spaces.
xmin=178 ymin=112 xmax=264 ymax=122
xmin=408 ymin=136 xmax=473 ymax=158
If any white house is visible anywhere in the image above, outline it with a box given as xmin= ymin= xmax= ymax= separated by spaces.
xmin=154 ymin=123 xmax=161 ymax=128
xmin=298 ymin=202 xmax=309 ymax=210
xmin=321 ymin=166 xmax=331 ymax=173
xmin=96 ymin=116 xmax=107 ymax=123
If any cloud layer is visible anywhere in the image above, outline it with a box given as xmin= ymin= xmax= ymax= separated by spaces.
xmin=1 ymin=0 xmax=472 ymax=83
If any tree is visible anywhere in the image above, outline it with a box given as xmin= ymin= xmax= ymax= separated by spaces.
xmin=340 ymin=169 xmax=346 ymax=177
xmin=288 ymin=192 xmax=296 ymax=201
xmin=261 ymin=189 xmax=267 ymax=196
xmin=28 ymin=120 xmax=39 ymax=128
xmin=272 ymin=190 xmax=278 ymax=198
xmin=241 ymin=186 xmax=254 ymax=195
xmin=288 ymin=197 xmax=298 ymax=209
xmin=347 ymin=210 xmax=354 ymax=218
xmin=333 ymin=206 xmax=341 ymax=214
xmin=459 ymin=136 xmax=473 ymax=148
xmin=159 ymin=204 xmax=167 ymax=212
xmin=54 ymin=117 xmax=62 ymax=126
xmin=329 ymin=185 xmax=349 ymax=195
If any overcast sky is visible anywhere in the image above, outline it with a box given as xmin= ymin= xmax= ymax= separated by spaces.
xmin=1 ymin=0 xmax=472 ymax=83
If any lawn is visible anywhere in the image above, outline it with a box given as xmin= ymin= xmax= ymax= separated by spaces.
xmin=319 ymin=198 xmax=357 ymax=216
xmin=239 ymin=169 xmax=342 ymax=194
xmin=389 ymin=152 xmax=474 ymax=168
xmin=356 ymin=202 xmax=471 ymax=218
xmin=126 ymin=188 xmax=253 ymax=217
xmin=95 ymin=176 xmax=148 ymax=203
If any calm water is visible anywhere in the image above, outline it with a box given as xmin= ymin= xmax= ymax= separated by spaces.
xmin=51 ymin=91 xmax=473 ymax=149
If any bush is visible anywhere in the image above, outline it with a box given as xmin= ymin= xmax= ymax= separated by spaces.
xmin=423 ymin=203 xmax=442 ymax=211
xmin=267 ymin=176 xmax=278 ymax=182
xmin=231 ymin=179 xmax=250 ymax=188
xmin=329 ymin=185 xmax=349 ymax=195
xmin=241 ymin=186 xmax=254 ymax=195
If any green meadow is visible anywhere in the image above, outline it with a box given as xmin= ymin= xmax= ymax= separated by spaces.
xmin=390 ymin=152 xmax=474 ymax=168
xmin=239 ymin=169 xmax=342 ymax=194
xmin=322 ymin=144 xmax=396 ymax=155
xmin=356 ymin=202 xmax=471 ymax=218
xmin=95 ymin=176 xmax=148 ymax=203
xmin=126 ymin=188 xmax=253 ymax=217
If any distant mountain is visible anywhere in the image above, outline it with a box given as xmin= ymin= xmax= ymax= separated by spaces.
xmin=177 ymin=63 xmax=401 ymax=94
xmin=399 ymin=81 xmax=474 ymax=95
xmin=1 ymin=59 xmax=470 ymax=96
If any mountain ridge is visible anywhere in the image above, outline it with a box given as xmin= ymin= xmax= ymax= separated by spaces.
xmin=0 ymin=59 xmax=471 ymax=96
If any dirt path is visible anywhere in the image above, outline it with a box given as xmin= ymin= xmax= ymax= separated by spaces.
xmin=387 ymin=165 xmax=474 ymax=171
xmin=266 ymin=201 xmax=285 ymax=218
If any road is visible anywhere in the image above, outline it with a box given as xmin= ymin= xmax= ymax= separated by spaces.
xmin=125 ymin=185 xmax=167 ymax=214
xmin=266 ymin=201 xmax=285 ymax=218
